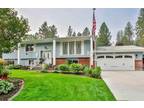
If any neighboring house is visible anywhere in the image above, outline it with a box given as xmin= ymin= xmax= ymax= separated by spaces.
xmin=2 ymin=36 xmax=144 ymax=71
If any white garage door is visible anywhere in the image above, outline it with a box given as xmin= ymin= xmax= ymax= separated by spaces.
xmin=96 ymin=54 xmax=135 ymax=71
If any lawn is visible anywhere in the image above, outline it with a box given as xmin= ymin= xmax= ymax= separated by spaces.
xmin=10 ymin=70 xmax=115 ymax=101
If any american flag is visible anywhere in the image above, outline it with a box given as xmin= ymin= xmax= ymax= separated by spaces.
xmin=92 ymin=8 xmax=96 ymax=37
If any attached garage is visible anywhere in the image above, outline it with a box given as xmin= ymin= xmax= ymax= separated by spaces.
xmin=96 ymin=54 xmax=135 ymax=71
xmin=95 ymin=46 xmax=144 ymax=71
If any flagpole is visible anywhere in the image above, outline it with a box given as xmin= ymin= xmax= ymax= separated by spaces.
xmin=92 ymin=8 xmax=96 ymax=67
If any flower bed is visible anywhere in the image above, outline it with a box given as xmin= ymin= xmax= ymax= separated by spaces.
xmin=0 ymin=78 xmax=23 ymax=101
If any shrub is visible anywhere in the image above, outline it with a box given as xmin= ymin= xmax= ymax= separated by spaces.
xmin=58 ymin=64 xmax=69 ymax=72
xmin=70 ymin=63 xmax=82 ymax=73
xmin=0 ymin=80 xmax=14 ymax=94
xmin=42 ymin=64 xmax=49 ymax=70
xmin=7 ymin=65 xmax=29 ymax=70
xmin=91 ymin=66 xmax=102 ymax=78
xmin=0 ymin=59 xmax=6 ymax=65
xmin=83 ymin=67 xmax=92 ymax=76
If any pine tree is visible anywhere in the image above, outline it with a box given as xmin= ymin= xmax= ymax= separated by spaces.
xmin=96 ymin=22 xmax=111 ymax=46
xmin=72 ymin=32 xmax=76 ymax=36
xmin=82 ymin=27 xmax=90 ymax=36
xmin=77 ymin=32 xmax=82 ymax=36
xmin=135 ymin=8 xmax=144 ymax=46
xmin=124 ymin=22 xmax=133 ymax=45
xmin=37 ymin=22 xmax=57 ymax=39
xmin=67 ymin=26 xmax=73 ymax=37
xmin=116 ymin=30 xmax=124 ymax=46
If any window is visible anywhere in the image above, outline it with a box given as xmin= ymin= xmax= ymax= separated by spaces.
xmin=97 ymin=56 xmax=104 ymax=59
xmin=26 ymin=44 xmax=34 ymax=52
xmin=76 ymin=41 xmax=81 ymax=54
xmin=69 ymin=41 xmax=74 ymax=54
xmin=124 ymin=55 xmax=132 ymax=58
xmin=63 ymin=42 xmax=68 ymax=54
xmin=67 ymin=59 xmax=78 ymax=64
xmin=115 ymin=55 xmax=123 ymax=58
xmin=29 ymin=59 xmax=34 ymax=65
xmin=106 ymin=56 xmax=113 ymax=58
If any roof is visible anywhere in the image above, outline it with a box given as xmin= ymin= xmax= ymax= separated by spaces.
xmin=21 ymin=36 xmax=90 ymax=44
xmin=95 ymin=45 xmax=144 ymax=53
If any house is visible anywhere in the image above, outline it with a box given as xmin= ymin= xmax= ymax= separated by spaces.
xmin=2 ymin=36 xmax=144 ymax=71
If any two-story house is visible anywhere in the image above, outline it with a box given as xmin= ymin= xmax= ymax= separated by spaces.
xmin=2 ymin=36 xmax=144 ymax=71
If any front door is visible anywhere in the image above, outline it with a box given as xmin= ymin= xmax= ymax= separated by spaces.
xmin=42 ymin=51 xmax=52 ymax=64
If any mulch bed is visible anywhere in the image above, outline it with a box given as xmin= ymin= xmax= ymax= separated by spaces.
xmin=0 ymin=78 xmax=23 ymax=101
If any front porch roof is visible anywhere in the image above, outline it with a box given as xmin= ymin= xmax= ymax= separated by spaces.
xmin=21 ymin=36 xmax=91 ymax=44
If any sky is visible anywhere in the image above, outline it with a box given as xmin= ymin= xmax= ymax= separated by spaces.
xmin=16 ymin=8 xmax=140 ymax=42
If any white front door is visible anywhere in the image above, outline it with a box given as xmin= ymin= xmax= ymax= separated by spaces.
xmin=42 ymin=51 xmax=52 ymax=64
xmin=96 ymin=54 xmax=135 ymax=71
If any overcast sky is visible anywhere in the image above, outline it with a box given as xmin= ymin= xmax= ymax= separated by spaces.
xmin=16 ymin=8 xmax=140 ymax=42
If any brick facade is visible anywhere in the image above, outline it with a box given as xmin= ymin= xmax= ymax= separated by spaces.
xmin=56 ymin=57 xmax=90 ymax=66
xmin=135 ymin=60 xmax=143 ymax=70
xmin=56 ymin=58 xmax=66 ymax=65
xmin=78 ymin=58 xmax=90 ymax=66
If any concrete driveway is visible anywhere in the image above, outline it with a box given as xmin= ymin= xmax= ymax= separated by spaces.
xmin=102 ymin=71 xmax=144 ymax=101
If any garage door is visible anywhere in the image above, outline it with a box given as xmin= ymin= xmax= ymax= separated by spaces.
xmin=96 ymin=54 xmax=135 ymax=71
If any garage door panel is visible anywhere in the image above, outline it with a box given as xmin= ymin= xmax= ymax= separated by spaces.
xmin=96 ymin=56 xmax=134 ymax=71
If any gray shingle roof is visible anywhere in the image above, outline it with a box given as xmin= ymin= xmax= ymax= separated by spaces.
xmin=95 ymin=45 xmax=144 ymax=53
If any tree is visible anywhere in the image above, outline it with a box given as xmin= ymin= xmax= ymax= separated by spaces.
xmin=82 ymin=27 xmax=90 ymax=36
xmin=116 ymin=30 xmax=124 ymax=46
xmin=124 ymin=22 xmax=133 ymax=44
xmin=49 ymin=25 xmax=57 ymax=38
xmin=37 ymin=22 xmax=57 ymax=39
xmin=77 ymin=32 xmax=82 ymax=36
xmin=96 ymin=22 xmax=111 ymax=46
xmin=67 ymin=26 xmax=73 ymax=37
xmin=38 ymin=21 xmax=49 ymax=39
xmin=72 ymin=32 xmax=76 ymax=36
xmin=135 ymin=8 xmax=144 ymax=46
xmin=0 ymin=8 xmax=29 ymax=57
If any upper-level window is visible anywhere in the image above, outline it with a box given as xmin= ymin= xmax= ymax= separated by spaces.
xmin=106 ymin=56 xmax=113 ymax=58
xmin=26 ymin=44 xmax=34 ymax=52
xmin=63 ymin=42 xmax=68 ymax=54
xmin=76 ymin=41 xmax=81 ymax=54
xmin=69 ymin=41 xmax=74 ymax=54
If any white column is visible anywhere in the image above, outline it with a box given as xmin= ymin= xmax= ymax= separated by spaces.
xmin=90 ymin=37 xmax=93 ymax=67
xmin=81 ymin=40 xmax=84 ymax=55
xmin=17 ymin=43 xmax=21 ymax=65
xmin=74 ymin=41 xmax=76 ymax=54
xmin=53 ymin=39 xmax=56 ymax=66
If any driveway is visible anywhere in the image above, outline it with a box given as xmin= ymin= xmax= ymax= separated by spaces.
xmin=102 ymin=71 xmax=144 ymax=101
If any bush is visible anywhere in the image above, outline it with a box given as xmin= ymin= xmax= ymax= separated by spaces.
xmin=83 ymin=67 xmax=92 ymax=76
xmin=42 ymin=64 xmax=49 ymax=70
xmin=0 ymin=80 xmax=14 ymax=94
xmin=58 ymin=64 xmax=69 ymax=72
xmin=0 ymin=59 xmax=6 ymax=65
xmin=70 ymin=63 xmax=82 ymax=73
xmin=91 ymin=67 xmax=102 ymax=78
xmin=7 ymin=65 xmax=29 ymax=70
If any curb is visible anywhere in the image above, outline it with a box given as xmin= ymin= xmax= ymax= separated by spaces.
xmin=8 ymin=80 xmax=24 ymax=101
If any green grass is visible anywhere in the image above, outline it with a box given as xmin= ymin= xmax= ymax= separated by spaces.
xmin=10 ymin=70 xmax=115 ymax=101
